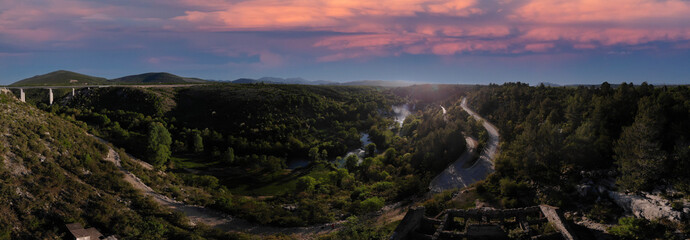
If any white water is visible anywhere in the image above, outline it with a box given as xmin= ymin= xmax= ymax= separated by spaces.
xmin=440 ymin=105 xmax=447 ymax=115
xmin=334 ymin=133 xmax=370 ymax=167
xmin=288 ymin=133 xmax=372 ymax=169
xmin=392 ymin=104 xmax=412 ymax=127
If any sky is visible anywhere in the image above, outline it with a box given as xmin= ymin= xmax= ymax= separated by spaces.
xmin=1 ymin=0 xmax=690 ymax=85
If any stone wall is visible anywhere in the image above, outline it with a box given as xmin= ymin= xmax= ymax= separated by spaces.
xmin=539 ymin=205 xmax=578 ymax=240
xmin=391 ymin=205 xmax=578 ymax=240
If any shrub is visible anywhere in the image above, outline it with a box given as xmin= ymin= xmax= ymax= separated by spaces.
xmin=359 ymin=197 xmax=384 ymax=214
xmin=608 ymin=217 xmax=649 ymax=240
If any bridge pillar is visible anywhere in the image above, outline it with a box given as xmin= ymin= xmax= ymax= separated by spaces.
xmin=20 ymin=88 xmax=25 ymax=102
xmin=49 ymin=88 xmax=53 ymax=105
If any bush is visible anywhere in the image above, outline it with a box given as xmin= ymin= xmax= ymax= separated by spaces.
xmin=608 ymin=217 xmax=660 ymax=240
xmin=359 ymin=197 xmax=384 ymax=214
xmin=295 ymin=176 xmax=318 ymax=193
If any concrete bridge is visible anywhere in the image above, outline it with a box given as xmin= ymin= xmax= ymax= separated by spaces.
xmin=1 ymin=84 xmax=203 ymax=104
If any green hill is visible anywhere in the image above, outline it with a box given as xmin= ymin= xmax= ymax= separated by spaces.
xmin=0 ymin=93 xmax=239 ymax=239
xmin=111 ymin=72 xmax=207 ymax=84
xmin=10 ymin=70 xmax=108 ymax=86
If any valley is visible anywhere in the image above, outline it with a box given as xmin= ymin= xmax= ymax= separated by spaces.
xmin=1 ymin=77 xmax=689 ymax=240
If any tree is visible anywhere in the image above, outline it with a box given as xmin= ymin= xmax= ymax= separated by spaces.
xmin=614 ymin=97 xmax=667 ymax=192
xmin=365 ymin=143 xmax=377 ymax=157
xmin=345 ymin=154 xmax=359 ymax=172
xmin=308 ymin=147 xmax=320 ymax=161
xmin=328 ymin=168 xmax=350 ymax=187
xmin=608 ymin=217 xmax=653 ymax=240
xmin=295 ymin=176 xmax=318 ymax=193
xmin=192 ymin=131 xmax=204 ymax=153
xmin=146 ymin=122 xmax=172 ymax=168
xmin=223 ymin=147 xmax=235 ymax=164
xmin=320 ymin=149 xmax=328 ymax=160
xmin=262 ymin=155 xmax=285 ymax=172
xmin=359 ymin=197 xmax=384 ymax=213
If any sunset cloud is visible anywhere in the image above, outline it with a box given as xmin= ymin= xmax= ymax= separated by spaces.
xmin=0 ymin=0 xmax=689 ymax=84
xmin=166 ymin=0 xmax=690 ymax=60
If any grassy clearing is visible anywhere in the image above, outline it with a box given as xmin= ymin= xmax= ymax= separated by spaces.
xmin=227 ymin=163 xmax=333 ymax=196
xmin=171 ymin=155 xmax=219 ymax=169
xmin=173 ymin=159 xmax=335 ymax=196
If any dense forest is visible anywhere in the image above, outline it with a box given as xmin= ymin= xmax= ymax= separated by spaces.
xmin=6 ymin=81 xmax=688 ymax=239
xmin=468 ymin=82 xmax=689 ymax=196
xmin=462 ymin=82 xmax=690 ymax=238
xmin=35 ymin=83 xmax=476 ymax=230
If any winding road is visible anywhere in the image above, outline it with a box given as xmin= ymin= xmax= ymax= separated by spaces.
xmin=429 ymin=97 xmax=500 ymax=193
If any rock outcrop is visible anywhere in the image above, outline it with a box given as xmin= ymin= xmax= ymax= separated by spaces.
xmin=607 ymin=191 xmax=685 ymax=222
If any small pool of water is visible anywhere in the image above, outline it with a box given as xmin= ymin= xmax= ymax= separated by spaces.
xmin=286 ymin=158 xmax=310 ymax=169
xmin=287 ymin=132 xmax=374 ymax=170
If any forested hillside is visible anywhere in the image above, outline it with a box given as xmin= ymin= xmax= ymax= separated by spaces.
xmin=0 ymin=93 xmax=240 ymax=239
xmin=468 ymin=83 xmax=690 ymax=195
xmin=10 ymin=81 xmax=688 ymax=239
xmin=462 ymin=82 xmax=690 ymax=238
xmin=39 ymin=84 xmax=478 ymax=230
xmin=10 ymin=70 xmax=108 ymax=86
xmin=111 ymin=72 xmax=207 ymax=84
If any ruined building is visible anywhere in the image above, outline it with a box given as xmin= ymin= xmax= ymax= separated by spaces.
xmin=390 ymin=205 xmax=578 ymax=240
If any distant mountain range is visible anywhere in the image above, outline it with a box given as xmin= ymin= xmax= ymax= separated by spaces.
xmin=229 ymin=77 xmax=334 ymax=85
xmin=9 ymin=70 xmax=209 ymax=86
xmin=228 ymin=77 xmax=418 ymax=87
xmin=8 ymin=70 xmax=420 ymax=87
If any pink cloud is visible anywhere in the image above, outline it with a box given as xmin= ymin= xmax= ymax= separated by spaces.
xmin=514 ymin=0 xmax=690 ymax=24
xmin=173 ymin=0 xmax=481 ymax=31
xmin=168 ymin=0 xmax=690 ymax=60
xmin=1 ymin=0 xmax=690 ymax=63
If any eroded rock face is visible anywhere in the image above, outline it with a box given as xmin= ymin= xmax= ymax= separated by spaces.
xmin=607 ymin=191 xmax=683 ymax=222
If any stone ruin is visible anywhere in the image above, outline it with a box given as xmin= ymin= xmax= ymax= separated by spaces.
xmin=390 ymin=205 xmax=578 ymax=240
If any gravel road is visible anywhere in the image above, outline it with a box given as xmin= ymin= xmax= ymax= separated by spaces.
xmin=429 ymin=97 xmax=500 ymax=193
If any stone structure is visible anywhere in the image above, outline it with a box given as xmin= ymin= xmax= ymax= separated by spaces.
xmin=66 ymin=223 xmax=103 ymax=240
xmin=0 ymin=87 xmax=26 ymax=102
xmin=5 ymin=84 xmax=198 ymax=104
xmin=65 ymin=223 xmax=117 ymax=240
xmin=391 ymin=205 xmax=578 ymax=240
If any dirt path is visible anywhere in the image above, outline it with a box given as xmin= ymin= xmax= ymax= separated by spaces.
xmin=97 ymin=137 xmax=343 ymax=237
xmin=428 ymin=97 xmax=500 ymax=193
